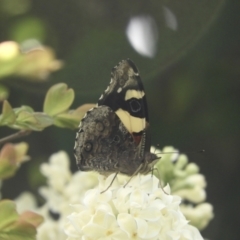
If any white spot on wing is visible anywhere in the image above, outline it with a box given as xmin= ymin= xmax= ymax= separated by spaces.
xmin=110 ymin=78 xmax=113 ymax=84
xmin=74 ymin=140 xmax=78 ymax=149
xmin=105 ymin=86 xmax=110 ymax=92
xmin=117 ymin=87 xmax=122 ymax=93
xmin=99 ymin=94 xmax=103 ymax=100
xmin=125 ymin=89 xmax=145 ymax=101
xmin=116 ymin=108 xmax=145 ymax=133
xmin=88 ymin=108 xmax=94 ymax=112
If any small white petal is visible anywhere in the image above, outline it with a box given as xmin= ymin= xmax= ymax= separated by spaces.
xmin=181 ymin=224 xmax=204 ymax=239
xmin=186 ymin=174 xmax=206 ymax=188
xmin=82 ymin=224 xmax=105 ymax=238
xmin=15 ymin=191 xmax=37 ymax=213
xmin=174 ymin=186 xmax=206 ymax=203
xmin=138 ymin=207 xmax=161 ymax=221
xmin=180 ymin=203 xmax=214 ymax=230
xmin=117 ymin=213 xmax=137 ymax=236
xmin=38 ymin=219 xmax=67 ymax=240
xmin=130 ymin=189 xmax=147 ymax=207
xmin=92 ymin=210 xmax=114 ymax=228
xmin=135 ymin=218 xmax=148 ymax=238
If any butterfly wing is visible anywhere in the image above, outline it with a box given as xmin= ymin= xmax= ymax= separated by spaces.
xmin=97 ymin=59 xmax=151 ymax=155
xmin=74 ymin=105 xmax=144 ymax=175
xmin=74 ymin=59 xmax=158 ymax=176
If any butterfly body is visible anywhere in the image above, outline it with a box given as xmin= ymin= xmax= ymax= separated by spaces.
xmin=74 ymin=59 xmax=158 ymax=176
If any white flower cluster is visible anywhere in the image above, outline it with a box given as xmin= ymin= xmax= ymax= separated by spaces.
xmin=15 ymin=151 xmax=98 ymax=240
xmin=153 ymin=146 xmax=214 ymax=230
xmin=14 ymin=150 xmax=209 ymax=240
xmin=65 ymin=173 xmax=203 ymax=240
xmin=39 ymin=151 xmax=98 ymax=215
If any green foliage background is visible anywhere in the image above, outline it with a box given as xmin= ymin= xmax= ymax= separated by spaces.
xmin=0 ymin=0 xmax=239 ymax=239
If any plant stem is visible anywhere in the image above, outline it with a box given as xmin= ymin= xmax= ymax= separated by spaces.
xmin=0 ymin=130 xmax=31 ymax=145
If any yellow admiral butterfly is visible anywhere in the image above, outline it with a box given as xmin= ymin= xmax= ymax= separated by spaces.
xmin=74 ymin=59 xmax=158 ymax=177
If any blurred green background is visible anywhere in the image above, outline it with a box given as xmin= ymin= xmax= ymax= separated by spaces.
xmin=1 ymin=0 xmax=240 ymax=239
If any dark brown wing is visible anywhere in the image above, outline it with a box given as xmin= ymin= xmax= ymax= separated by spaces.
xmin=74 ymin=106 xmax=145 ymax=175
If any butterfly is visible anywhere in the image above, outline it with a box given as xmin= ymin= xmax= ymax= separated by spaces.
xmin=74 ymin=59 xmax=159 ymax=181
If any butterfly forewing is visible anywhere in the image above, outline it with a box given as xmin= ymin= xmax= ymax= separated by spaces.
xmin=97 ymin=59 xmax=149 ymax=148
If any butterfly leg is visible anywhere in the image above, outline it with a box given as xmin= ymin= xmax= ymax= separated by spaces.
xmin=123 ymin=163 xmax=144 ymax=188
xmin=100 ymin=172 xmax=119 ymax=194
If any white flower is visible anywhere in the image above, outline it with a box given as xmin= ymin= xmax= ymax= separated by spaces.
xmin=14 ymin=191 xmax=37 ymax=213
xmin=180 ymin=203 xmax=214 ymax=230
xmin=64 ymin=173 xmax=204 ymax=240
xmin=40 ymin=151 xmax=72 ymax=192
xmin=153 ymin=146 xmax=214 ymax=230
xmin=37 ymin=217 xmax=66 ymax=240
xmin=13 ymin=149 xmax=211 ymax=239
xmin=39 ymin=151 xmax=98 ymax=214
xmin=173 ymin=174 xmax=207 ymax=203
xmin=38 ymin=151 xmax=98 ymax=239
xmin=14 ymin=151 xmax=98 ymax=240
xmin=14 ymin=191 xmax=67 ymax=240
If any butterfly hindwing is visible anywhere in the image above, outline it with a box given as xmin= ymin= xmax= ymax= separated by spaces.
xmin=74 ymin=105 xmax=144 ymax=175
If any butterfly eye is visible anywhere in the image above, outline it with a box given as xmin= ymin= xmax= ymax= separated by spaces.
xmin=96 ymin=121 xmax=104 ymax=131
xmin=84 ymin=142 xmax=93 ymax=152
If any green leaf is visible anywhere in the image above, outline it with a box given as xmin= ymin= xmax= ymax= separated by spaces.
xmin=15 ymin=112 xmax=53 ymax=131
xmin=0 ymin=200 xmax=18 ymax=229
xmin=53 ymin=104 xmax=96 ymax=129
xmin=53 ymin=111 xmax=82 ymax=129
xmin=31 ymin=112 xmax=54 ymax=129
xmin=14 ymin=106 xmax=34 ymax=115
xmin=9 ymin=17 xmax=46 ymax=43
xmin=0 ymin=101 xmax=16 ymax=125
xmin=0 ymin=142 xmax=29 ymax=179
xmin=43 ymin=83 xmax=74 ymax=116
xmin=0 ymin=84 xmax=9 ymax=101
xmin=0 ymin=57 xmax=23 ymax=80
xmin=16 ymin=112 xmax=44 ymax=125
xmin=0 ymin=158 xmax=18 ymax=179
xmin=0 ymin=200 xmax=43 ymax=240
xmin=19 ymin=211 xmax=43 ymax=229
